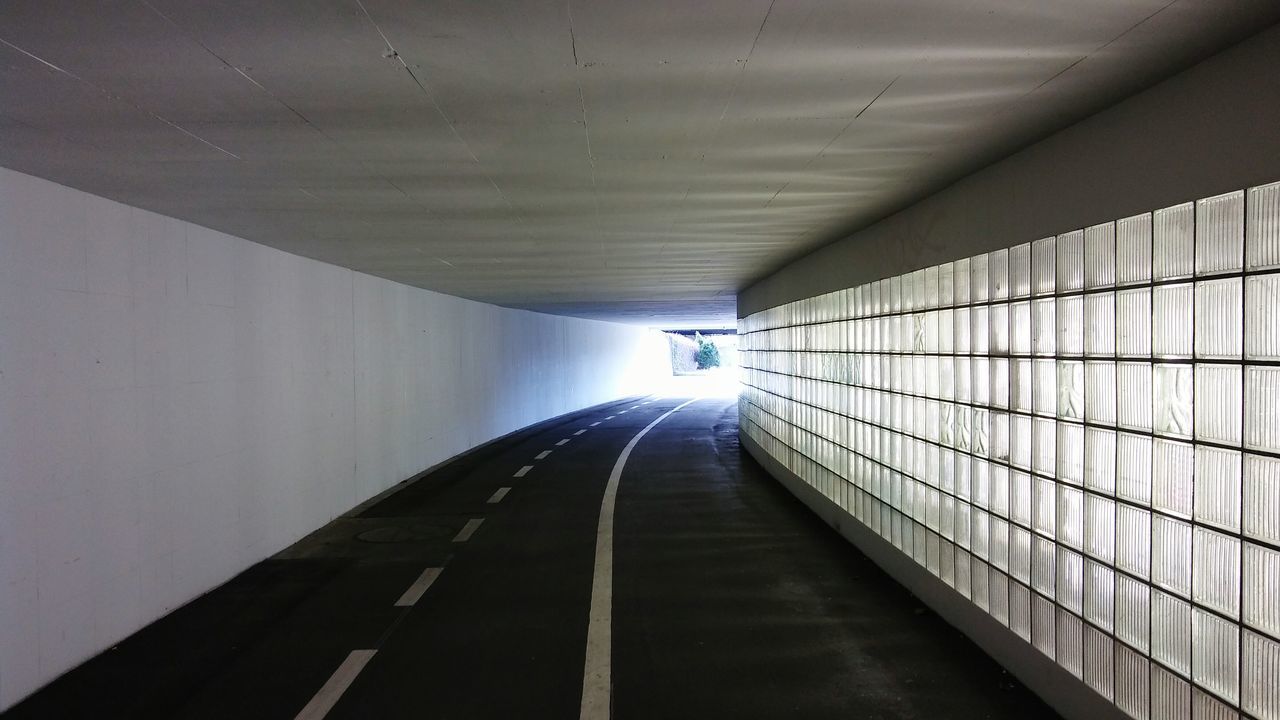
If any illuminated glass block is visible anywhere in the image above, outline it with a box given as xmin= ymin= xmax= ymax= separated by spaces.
xmin=1033 ymin=417 xmax=1056 ymax=478
xmin=1152 ymin=589 xmax=1193 ymax=676
xmin=1057 ymin=295 xmax=1084 ymax=356
xmin=1032 ymin=236 xmax=1055 ymax=296
xmin=1011 ymin=470 xmax=1032 ymax=525
xmin=1192 ymin=527 xmax=1240 ymax=618
xmin=1011 ymin=414 xmax=1032 ymax=470
xmin=1195 ymin=277 xmax=1244 ymax=359
xmin=1191 ymin=608 xmax=1239 ymax=704
xmin=954 ymin=257 xmax=971 ymax=305
xmin=971 ymin=253 xmax=989 ymax=303
xmin=990 ymin=516 xmax=1010 ymax=571
xmin=1117 ymin=362 xmax=1153 ymax=432
xmin=1116 ymin=287 xmax=1152 ymax=358
xmin=1195 ymin=190 xmax=1245 ymax=276
xmin=889 ymin=275 xmax=903 ymax=312
xmin=1154 ymin=363 xmax=1194 ymax=439
xmin=1194 ymin=364 xmax=1242 ymax=446
xmin=1085 ymin=495 xmax=1115 ymax=566
xmin=1057 ymin=421 xmax=1084 ymax=485
xmin=1011 ymin=301 xmax=1031 ymax=356
xmin=1032 ymin=297 xmax=1056 ymax=356
xmin=1152 ymin=438 xmax=1194 ymax=518
xmin=1154 ymin=201 xmax=1195 ymax=280
xmin=1244 ymin=454 xmax=1280 ymax=545
xmin=1153 ymin=283 xmax=1193 ymax=358
xmin=1010 ymin=581 xmax=1032 ymax=641
xmin=1084 ymin=624 xmax=1114 ymax=700
xmin=1033 ymin=359 xmax=1057 ymax=418
xmin=939 ymin=309 xmax=955 ymax=355
xmin=939 ymin=262 xmax=956 ymax=307
xmin=1247 ymin=180 xmax=1280 ymax=270
xmin=1117 ymin=212 xmax=1153 ymax=286
xmin=1084 ymin=221 xmax=1116 ymax=290
xmin=1193 ymin=689 xmax=1237 ymax=720
xmin=1006 ymin=243 xmax=1031 ymax=299
xmin=1085 ymin=427 xmax=1116 ymax=495
xmin=990 ymin=302 xmax=1009 ymax=355
xmin=1121 ymin=430 xmax=1162 ymax=504
xmin=1058 ymin=485 xmax=1084 ymax=551
xmin=1246 ymin=274 xmax=1280 ymax=362
xmin=1245 ymin=366 xmax=1280 ymax=453
xmin=1194 ymin=446 xmax=1241 ymax=532
xmin=1011 ymin=360 xmax=1033 ymax=415
xmin=990 ymin=567 xmax=1009 ymax=623
xmin=1033 ymin=477 xmax=1056 ymax=539
xmin=1243 ymin=542 xmax=1280 ymax=640
xmin=1116 ymin=644 xmax=1150 ymax=719
xmin=1084 ymin=292 xmax=1115 ymax=357
xmin=1033 ymin=592 xmax=1056 ymax=657
xmin=989 ymin=248 xmax=1010 ymax=300
xmin=1058 ymin=229 xmax=1085 ymax=292
xmin=1153 ymin=662 xmax=1191 ymax=719
xmin=954 ymin=306 xmax=971 ymax=354
xmin=1057 ymin=607 xmax=1084 ymax=678
xmin=1153 ymin=515 xmax=1193 ymax=598
xmin=1116 ymin=572 xmax=1151 ymax=653
xmin=1242 ymin=630 xmax=1280 ymax=720
xmin=1085 ymin=361 xmax=1117 ymax=426
xmin=1057 ymin=360 xmax=1085 ymax=421
xmin=972 ymin=556 xmax=989 ymax=608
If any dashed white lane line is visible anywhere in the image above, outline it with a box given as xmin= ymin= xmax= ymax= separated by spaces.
xmin=294 ymin=649 xmax=377 ymax=720
xmin=453 ymin=518 xmax=483 ymax=543
xmin=590 ymin=422 xmax=601 ymax=427
xmin=488 ymin=487 xmax=511 ymax=504
xmin=557 ymin=438 xmax=571 ymax=446
xmin=618 ymin=410 xmax=628 ymax=415
xmin=605 ymin=416 xmax=615 ymax=420
xmin=579 ymin=397 xmax=700 ymax=720
xmin=394 ymin=567 xmax=442 ymax=607
xmin=514 ymin=465 xmax=533 ymax=477
xmin=536 ymin=450 xmax=552 ymax=460
xmin=630 ymin=405 xmax=640 ymax=409
xmin=574 ymin=429 xmax=587 ymax=436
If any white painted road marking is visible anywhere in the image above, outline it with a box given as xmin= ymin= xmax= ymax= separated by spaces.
xmin=536 ymin=450 xmax=552 ymax=460
xmin=294 ymin=649 xmax=377 ymax=720
xmin=557 ymin=438 xmax=570 ymax=446
xmin=514 ymin=465 xmax=533 ymax=477
xmin=579 ymin=397 xmax=700 ymax=720
xmin=618 ymin=410 xmax=628 ymax=415
xmin=574 ymin=429 xmax=587 ymax=436
xmin=453 ymin=518 xmax=483 ymax=543
xmin=394 ymin=567 xmax=442 ymax=607
xmin=488 ymin=487 xmax=511 ymax=504
xmin=631 ymin=405 xmax=640 ymax=409
xmin=590 ymin=422 xmax=601 ymax=427
xmin=605 ymin=416 xmax=614 ymax=420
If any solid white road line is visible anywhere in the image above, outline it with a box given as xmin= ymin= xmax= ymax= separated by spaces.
xmin=394 ymin=567 xmax=443 ymax=607
xmin=294 ymin=649 xmax=377 ymax=720
xmin=488 ymin=487 xmax=511 ymax=504
xmin=557 ymin=438 xmax=570 ymax=446
xmin=579 ymin=397 xmax=700 ymax=720
xmin=536 ymin=450 xmax=552 ymax=460
xmin=590 ymin=422 xmax=601 ymax=427
xmin=514 ymin=465 xmax=533 ymax=478
xmin=453 ymin=518 xmax=483 ymax=543
xmin=574 ymin=429 xmax=587 ymax=436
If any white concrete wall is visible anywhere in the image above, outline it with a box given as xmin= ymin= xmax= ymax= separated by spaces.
xmin=0 ymin=166 xmax=669 ymax=710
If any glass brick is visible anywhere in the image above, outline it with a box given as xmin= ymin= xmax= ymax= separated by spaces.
xmin=971 ymin=304 xmax=990 ymax=355
xmin=1191 ymin=608 xmax=1239 ymax=704
xmin=1196 ymin=190 xmax=1244 ymax=276
xmin=939 ymin=262 xmax=956 ymax=307
xmin=1033 ymin=417 xmax=1056 ymax=478
xmin=1117 ymin=212 xmax=1153 ymax=286
xmin=1116 ymin=572 xmax=1151 ymax=653
xmin=1085 ymin=221 xmax=1116 ymax=289
xmin=989 ymin=248 xmax=1010 ymax=300
xmin=1153 ymin=589 xmax=1193 ymax=676
xmin=1057 ymin=607 xmax=1084 ymax=678
xmin=1121 ymin=427 xmax=1162 ymax=502
xmin=1033 ymin=236 xmax=1055 ymax=296
xmin=1032 ymin=297 xmax=1056 ymax=356
xmin=1033 ymin=533 xmax=1056 ymax=597
xmin=1058 ymin=361 xmax=1085 ymax=421
xmin=1153 ymin=662 xmax=1192 ymax=719
xmin=1194 ymin=277 xmax=1243 ymax=359
xmin=954 ymin=306 xmax=971 ymax=354
xmin=1057 ymin=295 xmax=1084 ymax=356
xmin=1116 ymin=287 xmax=1152 ymax=358
xmin=1011 ymin=301 xmax=1031 ymax=355
xmin=1085 ymin=427 xmax=1116 ymax=495
xmin=971 ymin=253 xmax=989 ymax=303
xmin=1010 ymin=581 xmax=1032 ymax=641
xmin=1088 ymin=498 xmax=1117 ymax=568
xmin=1033 ymin=477 xmax=1056 ymax=539
xmin=1085 ymin=291 xmax=1115 ymax=357
xmin=1116 ymin=505 xmax=1151 ymax=579
xmin=1192 ymin=527 xmax=1240 ymax=619
xmin=1032 ymin=592 xmax=1056 ymax=658
xmin=1153 ymin=515 xmax=1192 ymax=598
xmin=1058 ymin=486 xmax=1084 ymax=551
xmin=1011 ymin=470 xmax=1032 ymax=526
xmin=1034 ymin=359 xmax=1057 ymax=417
xmin=1011 ymin=414 xmax=1032 ymax=470
xmin=1154 ymin=201 xmax=1195 ymax=280
xmin=1058 ymin=229 xmax=1085 ymax=292
xmin=1244 ymin=542 xmax=1280 ymax=640
xmin=1244 ymin=454 xmax=1280 ymax=545
xmin=1194 ymin=446 xmax=1241 ymax=532
xmin=990 ymin=302 xmax=1009 ymax=355
xmin=1245 ymin=365 xmax=1280 ymax=453
xmin=1011 ymin=360 xmax=1032 ymax=415
xmin=1194 ymin=364 xmax=1242 ymax=446
xmin=992 ymin=359 xmax=1010 ymax=410
xmin=1118 ymin=362 xmax=1153 ymax=432
xmin=1247 ymin=180 xmax=1280 ymax=271
xmin=1153 ymin=283 xmax=1194 ymax=358
xmin=1116 ymin=644 xmax=1150 ymax=719
xmin=1010 ymin=243 xmax=1032 ymax=298
xmin=1242 ymin=630 xmax=1280 ymax=720
xmin=1154 ymin=363 xmax=1194 ymax=439
xmin=1086 ymin=361 xmax=1117 ymax=426
xmin=954 ymin=257 xmax=971 ymax=305
xmin=1193 ymin=688 xmax=1238 ymax=720
xmin=1058 ymin=420 xmax=1084 ymax=485
xmin=1084 ymin=624 xmax=1115 ymax=700
xmin=1153 ymin=438 xmax=1194 ymax=518
xmin=1246 ymin=274 xmax=1280 ymax=361
xmin=990 ymin=567 xmax=1009 ymax=623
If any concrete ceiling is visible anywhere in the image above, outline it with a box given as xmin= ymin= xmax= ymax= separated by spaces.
xmin=2 ymin=2 xmax=1277 ymax=327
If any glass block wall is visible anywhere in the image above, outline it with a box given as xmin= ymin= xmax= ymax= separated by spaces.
xmin=738 ymin=182 xmax=1280 ymax=720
